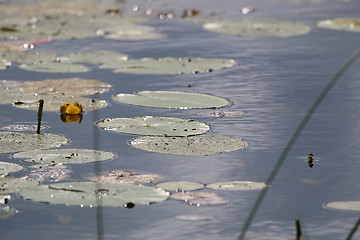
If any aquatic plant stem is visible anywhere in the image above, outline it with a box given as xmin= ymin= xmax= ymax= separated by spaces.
xmin=238 ymin=46 xmax=360 ymax=240
xmin=36 ymin=99 xmax=44 ymax=134
xmin=345 ymin=217 xmax=360 ymax=240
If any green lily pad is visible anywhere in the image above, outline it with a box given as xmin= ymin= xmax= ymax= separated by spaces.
xmin=27 ymin=164 xmax=72 ymax=182
xmin=87 ymin=170 xmax=163 ymax=185
xmin=156 ymin=181 xmax=205 ymax=191
xmin=0 ymin=132 xmax=68 ymax=153
xmin=20 ymin=181 xmax=169 ymax=207
xmin=96 ymin=116 xmax=210 ymax=136
xmin=0 ymin=175 xmax=39 ymax=194
xmin=324 ymin=201 xmax=360 ymax=211
xmin=1 ymin=123 xmax=48 ymax=132
xmin=103 ymin=24 xmax=163 ymax=40
xmin=170 ymin=191 xmax=220 ymax=201
xmin=59 ymin=51 xmax=128 ymax=65
xmin=113 ymin=91 xmax=229 ymax=109
xmin=206 ymin=181 xmax=267 ymax=190
xmin=19 ymin=62 xmax=90 ymax=73
xmin=1 ymin=51 xmax=56 ymax=65
xmin=13 ymin=95 xmax=108 ymax=112
xmin=12 ymin=148 xmax=115 ymax=164
xmin=202 ymin=19 xmax=311 ymax=37
xmin=131 ymin=135 xmax=248 ymax=156
xmin=100 ymin=57 xmax=236 ymax=74
xmin=0 ymin=59 xmax=11 ymax=70
xmin=0 ymin=162 xmax=23 ymax=176
xmin=317 ymin=19 xmax=360 ymax=32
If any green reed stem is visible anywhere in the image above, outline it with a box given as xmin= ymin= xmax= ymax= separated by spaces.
xmin=37 ymin=99 xmax=44 ymax=134
xmin=238 ymin=46 xmax=360 ymax=240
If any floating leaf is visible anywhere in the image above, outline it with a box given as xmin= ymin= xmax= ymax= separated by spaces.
xmin=156 ymin=181 xmax=205 ymax=191
xmin=131 ymin=135 xmax=248 ymax=156
xmin=27 ymin=164 xmax=72 ymax=182
xmin=1 ymin=51 xmax=56 ymax=65
xmin=0 ymin=162 xmax=23 ymax=176
xmin=103 ymin=24 xmax=163 ymax=40
xmin=20 ymin=181 xmax=169 ymax=207
xmin=175 ymin=214 xmax=214 ymax=221
xmin=170 ymin=191 xmax=220 ymax=201
xmin=19 ymin=62 xmax=90 ymax=73
xmin=59 ymin=51 xmax=128 ymax=65
xmin=324 ymin=201 xmax=360 ymax=211
xmin=317 ymin=19 xmax=360 ymax=32
xmin=113 ymin=91 xmax=229 ymax=109
xmin=1 ymin=123 xmax=48 ymax=132
xmin=202 ymin=19 xmax=311 ymax=37
xmin=12 ymin=148 xmax=115 ymax=164
xmin=101 ymin=57 xmax=236 ymax=74
xmin=0 ymin=175 xmax=39 ymax=194
xmin=87 ymin=170 xmax=163 ymax=185
xmin=207 ymin=181 xmax=267 ymax=190
xmin=0 ymin=132 xmax=68 ymax=153
xmin=96 ymin=116 xmax=210 ymax=136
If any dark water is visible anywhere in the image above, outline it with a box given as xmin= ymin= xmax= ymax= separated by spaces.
xmin=1 ymin=0 xmax=360 ymax=239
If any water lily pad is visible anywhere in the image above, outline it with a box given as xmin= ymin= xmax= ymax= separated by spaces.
xmin=0 ymin=175 xmax=39 ymax=194
xmin=12 ymin=148 xmax=115 ymax=164
xmin=156 ymin=181 xmax=205 ymax=191
xmin=96 ymin=116 xmax=210 ymax=136
xmin=317 ymin=19 xmax=360 ymax=32
xmin=1 ymin=51 xmax=56 ymax=65
xmin=103 ymin=24 xmax=163 ymax=40
xmin=0 ymin=132 xmax=68 ymax=153
xmin=170 ymin=191 xmax=220 ymax=201
xmin=59 ymin=51 xmax=128 ymax=65
xmin=101 ymin=57 xmax=236 ymax=74
xmin=19 ymin=62 xmax=90 ymax=73
xmin=1 ymin=123 xmax=48 ymax=132
xmin=87 ymin=170 xmax=163 ymax=184
xmin=207 ymin=181 xmax=267 ymax=190
xmin=27 ymin=164 xmax=72 ymax=182
xmin=324 ymin=201 xmax=360 ymax=211
xmin=202 ymin=19 xmax=311 ymax=37
xmin=131 ymin=135 xmax=248 ymax=156
xmin=175 ymin=214 xmax=214 ymax=221
xmin=0 ymin=162 xmax=23 ymax=176
xmin=20 ymin=181 xmax=169 ymax=207
xmin=113 ymin=91 xmax=229 ymax=109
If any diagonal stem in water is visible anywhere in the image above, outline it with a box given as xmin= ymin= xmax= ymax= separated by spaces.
xmin=238 ymin=45 xmax=360 ymax=240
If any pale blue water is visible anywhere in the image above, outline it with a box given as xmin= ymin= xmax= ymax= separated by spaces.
xmin=1 ymin=0 xmax=360 ymax=239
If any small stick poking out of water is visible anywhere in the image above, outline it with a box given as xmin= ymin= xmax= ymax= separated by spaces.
xmin=296 ymin=218 xmax=302 ymax=240
xmin=37 ymin=99 xmax=44 ymax=134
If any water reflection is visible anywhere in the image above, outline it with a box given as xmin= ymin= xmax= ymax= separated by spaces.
xmin=60 ymin=114 xmax=83 ymax=124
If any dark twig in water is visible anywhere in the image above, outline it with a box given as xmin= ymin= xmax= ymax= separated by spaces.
xmin=296 ymin=219 xmax=302 ymax=240
xmin=238 ymin=45 xmax=360 ymax=240
xmin=345 ymin=217 xmax=360 ymax=240
xmin=37 ymin=99 xmax=44 ymax=134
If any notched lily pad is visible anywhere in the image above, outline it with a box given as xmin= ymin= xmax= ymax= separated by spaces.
xmin=12 ymin=148 xmax=115 ymax=164
xmin=202 ymin=19 xmax=311 ymax=37
xmin=156 ymin=181 xmax=205 ymax=191
xmin=0 ymin=162 xmax=23 ymax=176
xmin=206 ymin=181 xmax=267 ymax=190
xmin=131 ymin=135 xmax=248 ymax=156
xmin=20 ymin=181 xmax=169 ymax=207
xmin=19 ymin=62 xmax=90 ymax=73
xmin=87 ymin=170 xmax=163 ymax=185
xmin=324 ymin=201 xmax=360 ymax=211
xmin=101 ymin=57 xmax=236 ymax=74
xmin=317 ymin=19 xmax=360 ymax=32
xmin=0 ymin=132 xmax=68 ymax=153
xmin=96 ymin=116 xmax=210 ymax=136
xmin=0 ymin=175 xmax=39 ymax=194
xmin=113 ymin=91 xmax=229 ymax=109
xmin=59 ymin=51 xmax=128 ymax=65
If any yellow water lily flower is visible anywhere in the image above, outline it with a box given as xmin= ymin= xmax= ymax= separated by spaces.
xmin=60 ymin=102 xmax=83 ymax=115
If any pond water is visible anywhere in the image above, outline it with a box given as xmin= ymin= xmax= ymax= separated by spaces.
xmin=1 ymin=0 xmax=360 ymax=239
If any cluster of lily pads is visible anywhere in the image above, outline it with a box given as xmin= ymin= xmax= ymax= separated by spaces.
xmin=1 ymin=0 xmax=360 ymax=219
